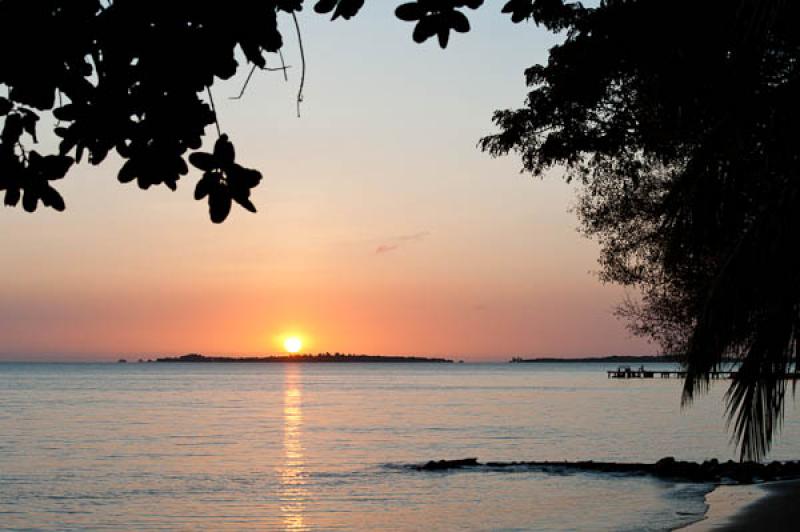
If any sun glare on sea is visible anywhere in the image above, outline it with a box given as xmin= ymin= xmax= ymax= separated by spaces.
xmin=284 ymin=337 xmax=302 ymax=354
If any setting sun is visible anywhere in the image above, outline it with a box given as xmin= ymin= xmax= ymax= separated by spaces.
xmin=284 ymin=337 xmax=302 ymax=354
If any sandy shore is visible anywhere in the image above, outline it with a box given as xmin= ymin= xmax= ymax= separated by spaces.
xmin=681 ymin=479 xmax=800 ymax=531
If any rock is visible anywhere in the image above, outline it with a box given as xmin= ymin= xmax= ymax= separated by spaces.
xmin=417 ymin=458 xmax=479 ymax=471
xmin=413 ymin=456 xmax=800 ymax=484
xmin=764 ymin=461 xmax=783 ymax=480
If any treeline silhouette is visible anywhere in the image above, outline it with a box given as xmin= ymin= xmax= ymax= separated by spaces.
xmin=509 ymin=355 xmax=682 ymax=364
xmin=155 ymin=353 xmax=453 ymax=363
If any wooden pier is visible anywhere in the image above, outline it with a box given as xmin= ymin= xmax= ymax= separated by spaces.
xmin=607 ymin=367 xmax=800 ymax=379
xmin=607 ymin=367 xmax=732 ymax=379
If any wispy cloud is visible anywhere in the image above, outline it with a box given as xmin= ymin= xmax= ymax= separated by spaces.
xmin=375 ymin=244 xmax=399 ymax=254
xmin=374 ymin=231 xmax=430 ymax=255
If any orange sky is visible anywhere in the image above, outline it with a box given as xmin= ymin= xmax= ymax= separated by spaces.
xmin=0 ymin=6 xmax=653 ymax=361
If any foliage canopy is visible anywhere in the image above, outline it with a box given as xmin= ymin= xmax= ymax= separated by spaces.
xmin=481 ymin=0 xmax=800 ymax=459
xmin=0 ymin=0 xmax=562 ymax=222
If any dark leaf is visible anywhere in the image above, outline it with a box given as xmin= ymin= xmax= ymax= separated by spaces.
xmin=118 ymin=159 xmax=137 ymax=183
xmin=437 ymin=26 xmax=450 ymax=48
xmin=449 ymin=10 xmax=470 ymax=33
xmin=41 ymin=155 xmax=73 ymax=180
xmin=40 ymin=185 xmax=65 ymax=211
xmin=333 ymin=0 xmax=365 ymax=19
xmin=502 ymin=0 xmax=534 ymax=23
xmin=9 ymin=85 xmax=55 ymax=111
xmin=315 ymin=0 xmax=365 ymax=19
xmin=412 ymin=17 xmax=437 ymax=44
xmin=194 ymin=175 xmax=212 ymax=200
xmin=58 ymin=135 xmax=78 ymax=158
xmin=116 ymin=142 xmax=131 ymax=158
xmin=396 ymin=3 xmax=424 ymax=21
xmin=53 ymin=104 xmax=78 ymax=122
xmin=4 ymin=187 xmax=20 ymax=207
xmin=177 ymin=156 xmax=188 ymax=176
xmin=213 ymin=134 xmax=235 ymax=167
xmin=234 ymin=195 xmax=257 ymax=213
xmin=22 ymin=189 xmax=38 ymax=213
xmin=1 ymin=114 xmax=23 ymax=145
xmin=276 ymin=0 xmax=303 ymax=13
xmin=28 ymin=150 xmax=43 ymax=166
xmin=208 ymin=188 xmax=232 ymax=223
xmin=189 ymin=152 xmax=217 ymax=171
xmin=314 ymin=0 xmax=338 ymax=13
xmin=228 ymin=165 xmax=262 ymax=188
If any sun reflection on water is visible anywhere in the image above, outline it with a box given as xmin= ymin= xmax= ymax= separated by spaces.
xmin=279 ymin=365 xmax=308 ymax=531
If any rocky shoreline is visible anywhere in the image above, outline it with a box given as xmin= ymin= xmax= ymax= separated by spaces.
xmin=414 ymin=457 xmax=800 ymax=484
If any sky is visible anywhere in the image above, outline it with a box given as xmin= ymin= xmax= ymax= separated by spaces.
xmin=0 ymin=4 xmax=654 ymax=361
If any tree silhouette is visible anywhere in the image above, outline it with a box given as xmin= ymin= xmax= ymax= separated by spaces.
xmin=481 ymin=0 xmax=800 ymax=460
xmin=1 ymin=0 xmax=548 ymax=222
xmin=2 ymin=0 xmax=795 ymax=459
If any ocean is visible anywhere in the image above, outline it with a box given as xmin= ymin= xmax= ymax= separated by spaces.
xmin=2 ymin=362 xmax=800 ymax=530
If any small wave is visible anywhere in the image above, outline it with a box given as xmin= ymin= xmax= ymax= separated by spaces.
xmin=382 ymin=460 xmax=653 ymax=480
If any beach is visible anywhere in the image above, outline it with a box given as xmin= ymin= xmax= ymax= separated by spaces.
xmin=683 ymin=479 xmax=800 ymax=531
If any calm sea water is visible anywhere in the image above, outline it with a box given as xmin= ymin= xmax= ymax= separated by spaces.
xmin=2 ymin=362 xmax=800 ymax=531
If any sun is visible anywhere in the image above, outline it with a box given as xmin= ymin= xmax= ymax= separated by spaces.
xmin=284 ymin=337 xmax=302 ymax=354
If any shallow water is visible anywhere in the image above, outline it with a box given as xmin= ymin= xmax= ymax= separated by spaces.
xmin=2 ymin=362 xmax=799 ymax=530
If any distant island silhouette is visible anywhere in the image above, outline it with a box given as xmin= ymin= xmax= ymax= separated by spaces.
xmin=509 ymin=355 xmax=680 ymax=363
xmin=155 ymin=353 xmax=453 ymax=363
